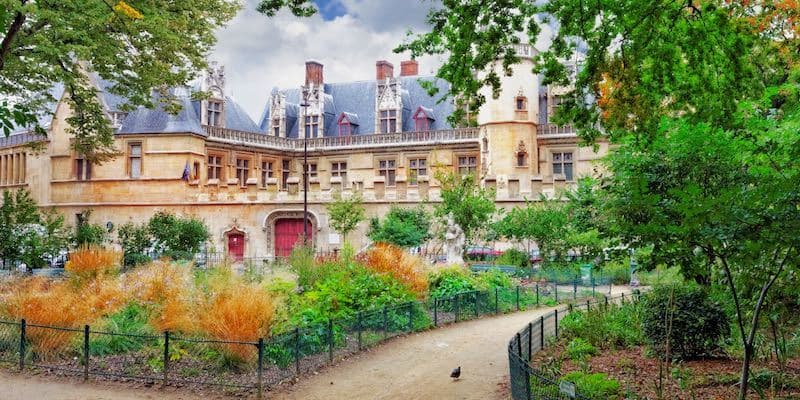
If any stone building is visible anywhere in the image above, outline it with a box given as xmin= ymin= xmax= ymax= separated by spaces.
xmin=0 ymin=45 xmax=608 ymax=259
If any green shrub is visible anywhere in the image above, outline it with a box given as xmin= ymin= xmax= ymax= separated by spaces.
xmin=641 ymin=284 xmax=730 ymax=359
xmin=473 ymin=269 xmax=515 ymax=289
xmin=559 ymin=302 xmax=643 ymax=349
xmin=638 ymin=265 xmax=684 ymax=286
xmin=428 ymin=267 xmax=477 ymax=298
xmin=288 ymin=245 xmax=334 ymax=289
xmin=566 ymin=338 xmax=597 ymax=362
xmin=89 ymin=303 xmax=155 ymax=356
xmin=76 ymin=222 xmax=107 ymax=246
xmin=599 ymin=261 xmax=629 ymax=285
xmin=562 ymin=372 xmax=621 ymax=400
xmin=533 ymin=262 xmax=581 ymax=283
xmin=496 ymin=248 xmax=530 ymax=269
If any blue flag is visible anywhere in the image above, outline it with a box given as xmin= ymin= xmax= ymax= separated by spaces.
xmin=181 ymin=161 xmax=190 ymax=181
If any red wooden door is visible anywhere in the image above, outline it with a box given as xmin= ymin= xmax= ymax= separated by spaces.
xmin=227 ymin=233 xmax=245 ymax=261
xmin=274 ymin=219 xmax=312 ymax=257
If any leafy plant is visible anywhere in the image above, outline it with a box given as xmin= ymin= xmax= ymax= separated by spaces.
xmin=566 ymin=338 xmax=597 ymax=362
xmin=326 ymin=194 xmax=365 ymax=244
xmin=361 ymin=243 xmax=428 ymax=297
xmin=495 ymin=248 xmax=530 ymax=269
xmin=641 ymin=285 xmax=730 ymax=359
xmin=559 ymin=301 xmax=643 ymax=350
xmin=428 ymin=266 xmax=477 ymax=298
xmin=562 ymin=372 xmax=622 ymax=400
xmin=368 ymin=205 xmax=431 ymax=248
xmin=288 ymin=245 xmax=335 ymax=290
xmin=90 ymin=303 xmax=155 ymax=356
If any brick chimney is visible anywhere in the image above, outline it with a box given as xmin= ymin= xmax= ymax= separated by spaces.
xmin=400 ymin=60 xmax=419 ymax=76
xmin=376 ymin=60 xmax=394 ymax=81
xmin=305 ymin=60 xmax=323 ymax=86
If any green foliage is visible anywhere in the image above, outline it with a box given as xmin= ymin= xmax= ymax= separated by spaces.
xmin=368 ymin=205 xmax=431 ymax=248
xmin=0 ymin=189 xmax=68 ymax=268
xmin=147 ymin=211 xmax=209 ymax=258
xmin=565 ymin=338 xmax=597 ymax=362
xmin=559 ymin=301 xmax=643 ymax=350
xmin=494 ymin=199 xmax=570 ymax=262
xmin=641 ymin=285 xmax=730 ymax=359
xmin=288 ymin=245 xmax=333 ymax=290
xmin=598 ymin=261 xmax=630 ymax=285
xmin=325 ymin=194 xmax=365 ymax=242
xmin=637 ymin=266 xmax=684 ymax=287
xmin=562 ymin=372 xmax=621 ymax=400
xmin=0 ymin=0 xmax=239 ymax=160
xmin=117 ymin=222 xmax=152 ymax=267
xmin=89 ymin=303 xmax=155 ymax=356
xmin=473 ymin=269 xmax=515 ymax=290
xmin=495 ymin=248 xmax=530 ymax=269
xmin=434 ymin=170 xmax=495 ymax=245
xmin=428 ymin=267 xmax=478 ymax=298
xmin=75 ymin=210 xmax=108 ymax=246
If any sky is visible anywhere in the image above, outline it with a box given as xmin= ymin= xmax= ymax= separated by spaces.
xmin=211 ymin=0 xmax=444 ymax=123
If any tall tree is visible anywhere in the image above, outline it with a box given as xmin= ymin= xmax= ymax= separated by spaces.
xmin=434 ymin=170 xmax=495 ymax=245
xmin=0 ymin=0 xmax=239 ymax=162
xmin=326 ymin=194 xmax=366 ymax=245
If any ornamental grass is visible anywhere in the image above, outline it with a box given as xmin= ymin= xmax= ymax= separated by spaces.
xmin=123 ymin=261 xmax=195 ymax=333
xmin=65 ymin=245 xmax=122 ymax=281
xmin=362 ymin=243 xmax=428 ymax=297
xmin=198 ymin=280 xmax=275 ymax=363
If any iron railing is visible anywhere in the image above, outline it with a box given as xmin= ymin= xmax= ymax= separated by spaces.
xmin=508 ymin=292 xmax=640 ymax=400
xmin=0 ymin=280 xmax=607 ymax=397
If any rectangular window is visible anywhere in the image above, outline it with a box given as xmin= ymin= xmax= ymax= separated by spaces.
xmin=306 ymin=162 xmax=317 ymax=179
xmin=408 ymin=158 xmax=427 ymax=185
xmin=338 ymin=122 xmax=351 ymax=136
xmin=75 ymin=156 xmax=92 ymax=181
xmin=261 ymin=160 xmax=274 ymax=188
xmin=129 ymin=143 xmax=142 ymax=179
xmin=552 ymin=152 xmax=574 ymax=181
xmin=272 ymin=118 xmax=280 ymax=136
xmin=414 ymin=118 xmax=429 ymax=131
xmin=235 ymin=158 xmax=250 ymax=187
xmin=380 ymin=110 xmax=397 ymax=133
xmin=457 ymin=155 xmax=478 ymax=176
xmin=304 ymin=115 xmax=319 ymax=138
xmin=379 ymin=159 xmax=397 ymax=186
xmin=192 ymin=161 xmax=200 ymax=180
xmin=207 ymin=100 xmax=223 ymax=127
xmin=281 ymin=159 xmax=290 ymax=190
xmin=208 ymin=155 xmax=223 ymax=181
xmin=331 ymin=161 xmax=347 ymax=184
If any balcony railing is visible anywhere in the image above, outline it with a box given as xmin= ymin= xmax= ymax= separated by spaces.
xmin=538 ymin=123 xmax=577 ymax=137
xmin=204 ymin=125 xmax=480 ymax=151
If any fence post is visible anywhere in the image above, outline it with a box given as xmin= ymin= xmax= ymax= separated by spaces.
xmin=539 ymin=316 xmax=544 ymax=349
xmin=407 ymin=303 xmax=413 ymax=333
xmin=83 ymin=325 xmax=90 ymax=382
xmin=587 ymin=299 xmax=591 ymax=311
xmin=622 ymin=292 xmax=626 ymax=304
xmin=516 ymin=332 xmax=523 ymax=357
xmin=357 ymin=312 xmax=363 ymax=351
xmin=573 ymin=277 xmax=577 ymax=300
xmin=605 ymin=295 xmax=609 ymax=310
xmin=293 ymin=327 xmax=300 ymax=375
xmin=515 ymin=286 xmax=520 ymax=311
xmin=569 ymin=303 xmax=573 ymax=313
xmin=494 ymin=287 xmax=499 ymax=315
xmin=554 ymin=282 xmax=559 ymax=303
xmin=257 ymin=338 xmax=264 ymax=400
xmin=474 ymin=292 xmax=479 ymax=319
xmin=163 ymin=331 xmax=170 ymax=387
xmin=527 ymin=322 xmax=533 ymax=358
xmin=328 ymin=319 xmax=334 ymax=364
xmin=554 ymin=309 xmax=559 ymax=338
xmin=592 ymin=277 xmax=596 ymax=296
xmin=455 ymin=294 xmax=460 ymax=323
xmin=433 ymin=299 xmax=438 ymax=327
xmin=19 ymin=319 xmax=25 ymax=371
xmin=382 ymin=306 xmax=388 ymax=339
xmin=536 ymin=284 xmax=540 ymax=306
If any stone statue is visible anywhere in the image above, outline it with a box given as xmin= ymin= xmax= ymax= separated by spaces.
xmin=444 ymin=213 xmax=465 ymax=265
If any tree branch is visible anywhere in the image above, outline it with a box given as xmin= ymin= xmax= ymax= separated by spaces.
xmin=718 ymin=253 xmax=747 ymax=343
xmin=0 ymin=1 xmax=29 ymax=72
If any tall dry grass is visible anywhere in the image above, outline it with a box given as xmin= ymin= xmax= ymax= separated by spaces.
xmin=66 ymin=246 xmax=122 ymax=281
xmin=198 ymin=279 xmax=275 ymax=363
xmin=123 ymin=261 xmax=195 ymax=332
xmin=362 ymin=243 xmax=428 ymax=297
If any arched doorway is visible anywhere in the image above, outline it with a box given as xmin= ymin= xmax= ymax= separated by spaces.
xmin=274 ymin=218 xmax=313 ymax=257
xmin=225 ymin=229 xmax=246 ymax=261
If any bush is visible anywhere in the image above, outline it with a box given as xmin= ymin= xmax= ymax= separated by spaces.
xmin=288 ymin=245 xmax=335 ymax=290
xmin=362 ymin=243 xmax=428 ymax=297
xmin=367 ymin=206 xmax=431 ymax=248
xmin=599 ymin=261 xmax=629 ymax=285
xmin=562 ymin=372 xmax=621 ymax=400
xmin=496 ymin=248 xmax=530 ymax=269
xmin=566 ymin=338 xmax=597 ymax=362
xmin=559 ymin=301 xmax=643 ymax=349
xmin=124 ymin=261 xmax=195 ymax=332
xmin=428 ymin=266 xmax=477 ymax=298
xmin=641 ymin=284 xmax=730 ymax=359
xmin=473 ymin=269 xmax=515 ymax=289
xmin=90 ymin=303 xmax=155 ymax=356
xmin=75 ymin=222 xmax=107 ymax=246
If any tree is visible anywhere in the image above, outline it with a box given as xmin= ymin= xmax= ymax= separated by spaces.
xmin=75 ymin=209 xmax=108 ymax=246
xmin=0 ymin=189 xmax=67 ymax=268
xmin=434 ymin=170 xmax=495 ymax=246
xmin=148 ymin=211 xmax=209 ymax=259
xmin=368 ymin=205 xmax=431 ymax=248
xmin=117 ymin=221 xmax=152 ymax=267
xmin=0 ymin=1 xmax=239 ymax=162
xmin=326 ymin=194 xmax=365 ymax=244
xmin=494 ymin=199 xmax=570 ymax=261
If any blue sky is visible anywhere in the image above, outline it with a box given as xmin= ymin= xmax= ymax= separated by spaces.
xmin=315 ymin=0 xmax=348 ymax=20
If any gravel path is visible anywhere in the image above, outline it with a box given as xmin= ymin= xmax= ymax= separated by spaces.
xmin=0 ymin=286 xmax=634 ymax=400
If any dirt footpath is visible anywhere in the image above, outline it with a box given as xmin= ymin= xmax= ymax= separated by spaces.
xmin=0 ymin=286 xmax=635 ymax=400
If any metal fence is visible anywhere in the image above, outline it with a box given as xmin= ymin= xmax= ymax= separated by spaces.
xmin=0 ymin=280 xmax=608 ymax=397
xmin=508 ymin=292 xmax=640 ymax=400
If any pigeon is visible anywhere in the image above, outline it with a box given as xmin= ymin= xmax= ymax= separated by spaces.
xmin=450 ymin=366 xmax=461 ymax=380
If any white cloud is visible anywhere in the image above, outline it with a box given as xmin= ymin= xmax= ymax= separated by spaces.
xmin=211 ymin=0 xmax=440 ymax=123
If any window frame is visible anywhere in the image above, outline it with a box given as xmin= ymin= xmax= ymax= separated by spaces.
xmin=304 ymin=115 xmax=320 ymax=138
xmin=235 ymin=156 xmax=251 ymax=187
xmin=330 ymin=161 xmax=348 ymax=185
xmin=377 ymin=158 xmax=397 ymax=187
xmin=281 ymin=159 xmax=290 ymax=190
xmin=207 ymin=152 xmax=225 ymax=182
xmin=379 ymin=109 xmax=397 ymax=134
xmin=456 ymin=154 xmax=479 ymax=177
xmin=551 ymin=151 xmax=575 ymax=181
xmin=207 ymin=99 xmax=224 ymax=127
xmin=407 ymin=157 xmax=427 ymax=186
xmin=128 ymin=142 xmax=143 ymax=179
xmin=75 ymin=155 xmax=92 ymax=181
xmin=260 ymin=158 xmax=275 ymax=188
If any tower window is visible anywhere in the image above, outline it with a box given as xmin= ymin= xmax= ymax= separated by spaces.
xmin=76 ymin=156 xmax=92 ymax=181
xmin=304 ymin=115 xmax=319 ymax=138
xmin=380 ymin=110 xmax=397 ymax=133
xmin=207 ymin=100 xmax=223 ymax=127
xmin=129 ymin=142 xmax=142 ymax=179
xmin=272 ymin=118 xmax=280 ymax=136
xmin=516 ymin=96 xmax=527 ymax=111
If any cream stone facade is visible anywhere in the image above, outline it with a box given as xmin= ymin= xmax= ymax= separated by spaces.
xmin=1 ymin=47 xmax=607 ymax=259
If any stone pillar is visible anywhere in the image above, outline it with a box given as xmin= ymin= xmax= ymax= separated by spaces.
xmin=373 ymin=175 xmax=386 ymax=200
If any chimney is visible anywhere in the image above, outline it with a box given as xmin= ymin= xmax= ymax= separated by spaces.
xmin=400 ymin=60 xmax=419 ymax=76
xmin=305 ymin=60 xmax=324 ymax=86
xmin=376 ymin=60 xmax=394 ymax=81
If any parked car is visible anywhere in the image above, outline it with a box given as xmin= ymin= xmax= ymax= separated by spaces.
xmin=465 ymin=246 xmax=503 ymax=261
xmin=529 ymin=249 xmax=542 ymax=264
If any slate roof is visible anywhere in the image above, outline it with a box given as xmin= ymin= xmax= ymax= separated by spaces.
xmin=260 ymin=75 xmax=454 ymax=138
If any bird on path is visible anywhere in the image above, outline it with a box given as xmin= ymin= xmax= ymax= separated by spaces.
xmin=450 ymin=366 xmax=461 ymax=380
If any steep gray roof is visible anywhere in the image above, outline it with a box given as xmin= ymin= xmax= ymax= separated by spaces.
xmin=260 ymin=75 xmax=454 ymax=138
xmin=9 ymin=83 xmax=65 ymax=135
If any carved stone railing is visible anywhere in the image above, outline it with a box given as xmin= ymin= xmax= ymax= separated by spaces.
xmin=0 ymin=132 xmax=47 ymax=149
xmin=204 ymin=125 xmax=480 ymax=151
xmin=537 ymin=123 xmax=577 ymax=137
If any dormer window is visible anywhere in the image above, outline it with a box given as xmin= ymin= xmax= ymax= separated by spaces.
xmin=413 ymin=107 xmax=435 ymax=132
xmin=304 ymin=115 xmax=319 ymax=138
xmin=110 ymin=112 xmax=128 ymax=129
xmin=380 ymin=110 xmax=397 ymax=133
xmin=207 ymin=99 xmax=223 ymax=127
xmin=271 ymin=117 xmax=280 ymax=136
xmin=337 ymin=113 xmax=358 ymax=136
